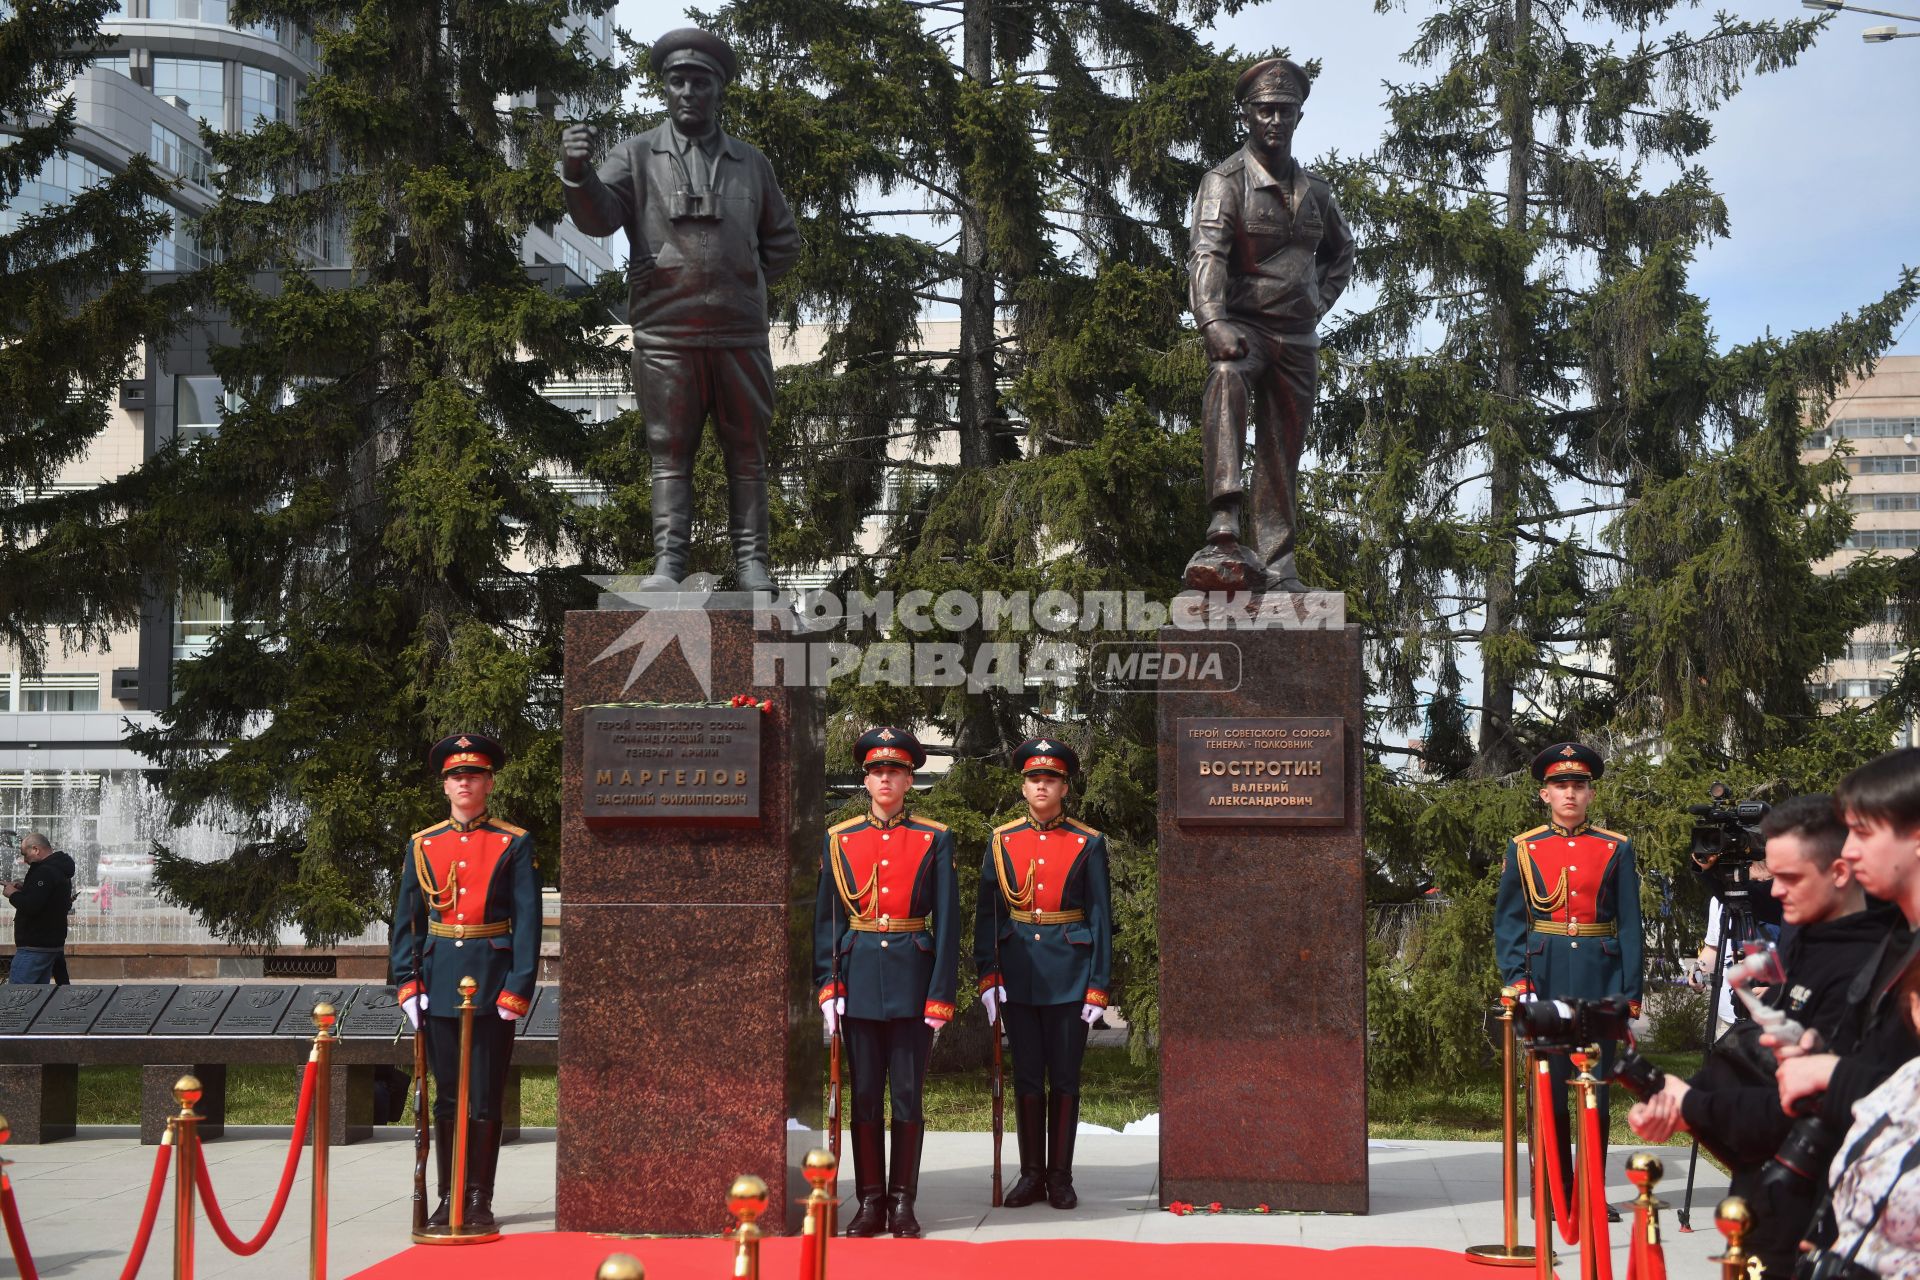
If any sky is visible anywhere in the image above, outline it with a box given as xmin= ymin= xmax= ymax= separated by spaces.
xmin=612 ymin=0 xmax=1920 ymax=356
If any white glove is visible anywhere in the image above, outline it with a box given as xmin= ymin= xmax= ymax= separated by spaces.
xmin=498 ymin=1006 xmax=520 ymax=1022
xmin=401 ymin=994 xmax=427 ymax=1029
xmin=982 ymin=987 xmax=1002 ymax=1025
xmin=924 ymin=1015 xmax=945 ymax=1030
xmin=1080 ymin=1002 xmax=1101 ymax=1025
xmin=1518 ymin=992 xmax=1538 ymax=1004
xmin=821 ymin=996 xmax=844 ymax=1037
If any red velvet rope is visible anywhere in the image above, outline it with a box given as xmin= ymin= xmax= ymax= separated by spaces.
xmin=194 ymin=1057 xmax=318 ymax=1256
xmin=1580 ymin=1092 xmax=1614 ymax=1280
xmin=1533 ymin=1059 xmax=1580 ymax=1244
xmin=116 ymin=1143 xmax=173 ymax=1280
xmin=1 ymin=1176 xmax=40 ymax=1280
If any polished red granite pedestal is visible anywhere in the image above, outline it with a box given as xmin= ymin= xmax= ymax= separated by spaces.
xmin=558 ymin=600 xmax=824 ymax=1234
xmin=1156 ymin=608 xmax=1368 ymax=1212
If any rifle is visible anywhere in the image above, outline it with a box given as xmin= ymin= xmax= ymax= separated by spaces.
xmin=989 ymin=838 xmax=1005 ymax=1208
xmin=409 ymin=932 xmax=429 ymax=1234
xmin=827 ymin=925 xmax=842 ymax=1192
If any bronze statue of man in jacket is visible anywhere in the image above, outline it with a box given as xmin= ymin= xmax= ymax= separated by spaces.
xmin=1186 ymin=57 xmax=1354 ymax=594
xmin=560 ymin=28 xmax=802 ymax=592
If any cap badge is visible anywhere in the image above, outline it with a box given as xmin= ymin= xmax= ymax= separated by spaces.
xmin=1035 ymin=739 xmax=1053 ymax=751
xmin=456 ymin=736 xmax=473 ymax=748
xmin=878 ymin=728 xmax=895 ymax=741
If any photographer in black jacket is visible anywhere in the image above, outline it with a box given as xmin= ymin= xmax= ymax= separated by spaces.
xmin=1628 ymin=794 xmax=1892 ymax=1277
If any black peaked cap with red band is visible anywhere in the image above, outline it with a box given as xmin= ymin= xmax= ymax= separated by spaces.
xmin=1530 ymin=741 xmax=1603 ymax=783
xmin=430 ymin=732 xmax=505 ymax=776
xmin=857 ymin=726 xmax=925 ymax=772
xmin=1013 ymin=737 xmax=1078 ymax=781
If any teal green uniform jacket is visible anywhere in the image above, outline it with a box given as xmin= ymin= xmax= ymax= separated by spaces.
xmin=1494 ymin=822 xmax=1644 ymax=1010
xmin=813 ymin=812 xmax=961 ymax=1022
xmin=391 ymin=814 xmax=542 ymax=1019
xmin=973 ymin=816 xmax=1113 ymax=1009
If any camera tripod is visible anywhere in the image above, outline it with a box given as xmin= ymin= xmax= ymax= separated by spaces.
xmin=1676 ymin=864 xmax=1767 ymax=1230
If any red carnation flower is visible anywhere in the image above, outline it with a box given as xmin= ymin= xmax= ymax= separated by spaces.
xmin=1208 ymin=1201 xmax=1223 ymax=1213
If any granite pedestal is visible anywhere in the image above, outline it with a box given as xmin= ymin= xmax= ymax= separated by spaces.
xmin=558 ymin=601 xmax=824 ymax=1234
xmin=1157 ymin=608 xmax=1368 ymax=1212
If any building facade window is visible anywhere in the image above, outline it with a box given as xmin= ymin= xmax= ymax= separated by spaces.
xmin=1848 ymin=457 xmax=1920 ymax=476
xmin=237 ymin=65 xmax=288 ymax=130
xmin=0 ymin=772 xmax=103 ymax=863
xmin=149 ymin=121 xmax=210 ymax=187
xmin=173 ymin=591 xmax=239 ymax=662
xmin=174 ymin=374 xmax=234 ymax=442
xmin=152 ymin=56 xmax=225 ymax=128
xmin=1844 ymin=529 xmax=1920 ymax=551
xmin=19 ymin=674 xmax=102 ymax=712
xmin=1851 ymin=492 xmax=1920 ymax=512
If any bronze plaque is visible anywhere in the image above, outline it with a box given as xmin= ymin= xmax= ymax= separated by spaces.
xmin=1174 ymin=716 xmax=1346 ymax=826
xmin=581 ymin=706 xmax=762 ymax=826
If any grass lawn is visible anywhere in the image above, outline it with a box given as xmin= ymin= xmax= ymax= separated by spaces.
xmin=76 ymin=1048 xmax=1704 ymax=1148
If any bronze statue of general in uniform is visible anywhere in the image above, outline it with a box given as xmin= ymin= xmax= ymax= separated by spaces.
xmin=1186 ymin=57 xmax=1354 ymax=594
xmin=560 ymin=29 xmax=802 ymax=592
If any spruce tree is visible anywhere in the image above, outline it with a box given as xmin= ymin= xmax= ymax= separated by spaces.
xmin=109 ymin=0 xmax=633 ymax=944
xmin=1 ymin=0 xmax=188 ymax=663
xmin=1316 ymin=0 xmax=1919 ymax=778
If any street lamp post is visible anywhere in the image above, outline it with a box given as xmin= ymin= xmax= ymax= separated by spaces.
xmin=1802 ymin=0 xmax=1920 ymax=41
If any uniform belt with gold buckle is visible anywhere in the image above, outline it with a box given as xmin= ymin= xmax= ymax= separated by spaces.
xmin=848 ymin=915 xmax=928 ymax=934
xmin=428 ymin=920 xmax=511 ymax=940
xmin=1530 ymin=920 xmax=1618 ymax=938
xmin=1009 ymin=908 xmax=1086 ymax=926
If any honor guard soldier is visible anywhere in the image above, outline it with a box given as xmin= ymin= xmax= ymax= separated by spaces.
xmin=1495 ymin=742 xmax=1644 ymax=1214
xmin=814 ymin=727 xmax=960 ymax=1238
xmin=390 ymin=734 xmax=542 ymax=1231
xmin=974 ymin=739 xmax=1113 ymax=1210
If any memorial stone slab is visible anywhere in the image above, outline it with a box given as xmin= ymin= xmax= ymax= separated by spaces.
xmin=154 ymin=986 xmax=239 ymax=1036
xmin=26 ymin=984 xmax=114 ymax=1035
xmin=214 ymin=985 xmax=295 ymax=1035
xmin=337 ymin=986 xmax=404 ymax=1039
xmin=276 ymin=984 xmax=360 ymax=1035
xmin=523 ymin=986 xmax=558 ymax=1039
xmin=93 ymin=985 xmax=179 ymax=1035
xmin=0 ymin=985 xmax=53 ymax=1035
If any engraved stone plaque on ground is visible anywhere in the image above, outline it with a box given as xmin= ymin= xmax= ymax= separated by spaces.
xmin=581 ymin=705 xmax=762 ymax=826
xmin=93 ymin=985 xmax=180 ymax=1035
xmin=26 ymin=984 xmax=115 ymax=1035
xmin=523 ymin=986 xmax=559 ymax=1039
xmin=338 ymin=986 xmax=404 ymax=1039
xmin=0 ymin=984 xmax=54 ymax=1034
xmin=214 ymin=985 xmax=296 ymax=1035
xmin=276 ymin=984 xmax=360 ymax=1035
xmin=154 ymin=986 xmax=239 ymax=1036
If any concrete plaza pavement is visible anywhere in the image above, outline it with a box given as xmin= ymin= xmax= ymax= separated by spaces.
xmin=0 ymin=1127 xmax=1735 ymax=1278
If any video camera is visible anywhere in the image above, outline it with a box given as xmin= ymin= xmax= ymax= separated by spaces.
xmin=1514 ymin=994 xmax=1635 ymax=1054
xmin=1689 ymin=781 xmax=1771 ymax=874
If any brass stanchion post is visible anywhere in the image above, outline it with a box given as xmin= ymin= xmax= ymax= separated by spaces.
xmin=597 ymin=1253 xmax=644 ymax=1280
xmin=1626 ymin=1152 xmax=1667 ymax=1273
xmin=173 ymin=1075 xmax=202 ymax=1280
xmin=1712 ymin=1197 xmax=1752 ymax=1280
xmin=1469 ymin=986 xmax=1535 ymax=1267
xmin=310 ymin=1001 xmax=336 ymax=1280
xmin=802 ymin=1148 xmax=837 ymax=1279
xmin=453 ymin=976 xmax=475 ymax=1235
xmin=728 ymin=1175 xmax=768 ymax=1280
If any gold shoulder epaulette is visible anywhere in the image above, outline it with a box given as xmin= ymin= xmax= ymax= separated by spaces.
xmin=1514 ymin=824 xmax=1550 ymax=843
xmin=410 ymin=821 xmax=448 ymax=842
xmin=487 ymin=819 xmax=529 ymax=838
xmin=1590 ymin=826 xmax=1629 ymax=843
xmin=992 ymin=818 xmax=1026 ymax=835
xmin=828 ymin=815 xmax=866 ymax=834
xmin=910 ymin=816 xmax=949 ymax=832
xmin=1063 ymin=817 xmax=1103 ymax=839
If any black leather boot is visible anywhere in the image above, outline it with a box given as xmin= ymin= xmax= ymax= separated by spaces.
xmin=1002 ymin=1094 xmax=1048 ymax=1207
xmin=727 ymin=478 xmax=776 ymax=593
xmin=638 ymin=475 xmax=692 ymax=589
xmin=842 ymin=1121 xmax=888 ymax=1236
xmin=463 ymin=1119 xmax=499 ymax=1229
xmin=427 ymin=1118 xmax=454 ymax=1227
xmin=887 ymin=1120 xmax=924 ymax=1237
xmin=1046 ymin=1092 xmax=1080 ymax=1210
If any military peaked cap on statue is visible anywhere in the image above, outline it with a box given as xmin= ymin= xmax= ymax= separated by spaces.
xmin=1531 ymin=742 xmax=1604 ymax=783
xmin=1013 ymin=737 xmax=1079 ymax=781
xmin=650 ymin=27 xmax=738 ymax=83
xmin=1236 ymin=57 xmax=1310 ymax=105
xmin=857 ymin=726 xmax=926 ymax=772
xmin=430 ymin=733 xmax=505 ymax=776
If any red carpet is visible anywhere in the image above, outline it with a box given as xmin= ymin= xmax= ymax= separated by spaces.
xmin=350 ymin=1233 xmax=1506 ymax=1280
